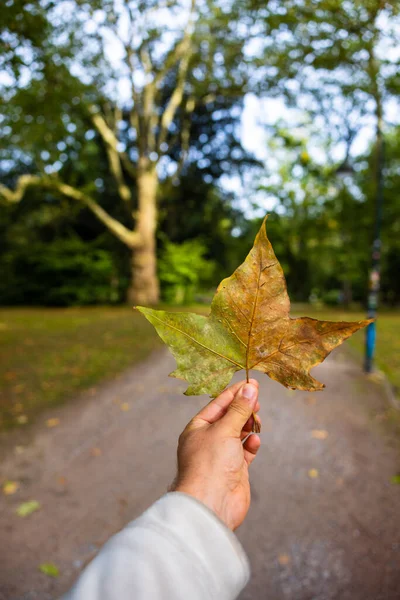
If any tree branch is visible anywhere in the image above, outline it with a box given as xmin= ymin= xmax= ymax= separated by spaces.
xmin=91 ymin=112 xmax=133 ymax=203
xmin=156 ymin=0 xmax=196 ymax=152
xmin=0 ymin=175 xmax=141 ymax=248
xmin=0 ymin=174 xmax=39 ymax=204
xmin=122 ymin=0 xmax=144 ymax=155
xmin=158 ymin=51 xmax=192 ymax=151
xmin=176 ymin=95 xmax=195 ymax=174
xmin=153 ymin=36 xmax=191 ymax=89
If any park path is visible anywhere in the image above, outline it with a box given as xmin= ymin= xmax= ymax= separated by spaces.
xmin=0 ymin=346 xmax=400 ymax=600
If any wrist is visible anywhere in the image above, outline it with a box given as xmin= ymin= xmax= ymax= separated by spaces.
xmin=174 ymin=482 xmax=231 ymax=529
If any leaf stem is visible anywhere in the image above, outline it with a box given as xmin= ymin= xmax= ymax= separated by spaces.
xmin=252 ymin=412 xmax=261 ymax=433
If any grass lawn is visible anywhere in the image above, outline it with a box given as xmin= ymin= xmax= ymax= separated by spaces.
xmin=0 ymin=307 xmax=162 ymax=431
xmin=0 ymin=304 xmax=398 ymax=432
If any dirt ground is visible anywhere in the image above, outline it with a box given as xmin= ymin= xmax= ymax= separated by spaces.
xmin=0 ymin=347 xmax=399 ymax=600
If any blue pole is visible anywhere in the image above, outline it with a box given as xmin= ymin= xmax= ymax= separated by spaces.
xmin=364 ymin=126 xmax=384 ymax=373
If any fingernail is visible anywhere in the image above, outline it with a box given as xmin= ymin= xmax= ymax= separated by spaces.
xmin=242 ymin=383 xmax=257 ymax=403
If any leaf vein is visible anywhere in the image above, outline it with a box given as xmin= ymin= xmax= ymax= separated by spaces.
xmin=149 ymin=313 xmax=244 ymax=369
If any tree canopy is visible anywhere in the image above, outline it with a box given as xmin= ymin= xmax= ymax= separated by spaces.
xmin=1 ymin=0 xmax=400 ymax=307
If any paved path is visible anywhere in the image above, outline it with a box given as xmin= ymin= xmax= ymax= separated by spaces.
xmin=0 ymin=347 xmax=399 ymax=600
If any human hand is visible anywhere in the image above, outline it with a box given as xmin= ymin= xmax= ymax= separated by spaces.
xmin=172 ymin=379 xmax=261 ymax=531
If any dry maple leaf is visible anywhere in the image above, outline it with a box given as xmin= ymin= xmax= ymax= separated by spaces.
xmin=137 ymin=216 xmax=371 ymax=400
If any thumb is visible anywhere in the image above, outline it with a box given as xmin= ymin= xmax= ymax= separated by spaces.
xmin=220 ymin=383 xmax=258 ymax=437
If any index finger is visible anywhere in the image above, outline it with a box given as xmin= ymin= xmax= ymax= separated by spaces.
xmin=192 ymin=379 xmax=260 ymax=426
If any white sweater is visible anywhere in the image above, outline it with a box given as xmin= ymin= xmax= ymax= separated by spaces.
xmin=62 ymin=492 xmax=250 ymax=600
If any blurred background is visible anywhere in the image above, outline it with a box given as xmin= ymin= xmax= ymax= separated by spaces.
xmin=0 ymin=0 xmax=399 ymax=427
xmin=2 ymin=3 xmax=400 ymax=598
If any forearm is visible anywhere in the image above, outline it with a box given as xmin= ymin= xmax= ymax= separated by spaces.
xmin=62 ymin=493 xmax=250 ymax=600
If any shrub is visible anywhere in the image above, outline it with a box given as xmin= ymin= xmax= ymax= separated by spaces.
xmin=158 ymin=238 xmax=215 ymax=305
xmin=322 ymin=289 xmax=342 ymax=306
xmin=0 ymin=238 xmax=119 ymax=306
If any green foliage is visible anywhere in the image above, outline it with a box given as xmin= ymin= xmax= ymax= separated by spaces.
xmin=0 ymin=0 xmax=262 ymax=306
xmin=254 ymin=119 xmax=400 ymax=306
xmin=322 ymin=290 xmax=342 ymax=306
xmin=0 ymin=238 xmax=119 ymax=306
xmin=158 ymin=239 xmax=215 ymax=305
xmin=1 ymin=0 xmax=400 ymax=310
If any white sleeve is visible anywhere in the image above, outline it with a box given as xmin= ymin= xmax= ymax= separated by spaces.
xmin=62 ymin=492 xmax=250 ymax=600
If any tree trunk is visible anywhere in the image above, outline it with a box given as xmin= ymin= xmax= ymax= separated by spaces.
xmin=342 ymin=279 xmax=352 ymax=307
xmin=127 ymin=161 xmax=160 ymax=305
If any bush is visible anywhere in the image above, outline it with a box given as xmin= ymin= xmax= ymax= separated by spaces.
xmin=322 ymin=289 xmax=342 ymax=306
xmin=158 ymin=238 xmax=215 ymax=305
xmin=0 ymin=238 xmax=120 ymax=306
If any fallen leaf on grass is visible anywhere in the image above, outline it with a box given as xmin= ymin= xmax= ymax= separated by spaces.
xmin=278 ymin=553 xmax=291 ymax=566
xmin=311 ymin=429 xmax=329 ymax=440
xmin=39 ymin=563 xmax=59 ymax=577
xmin=90 ymin=447 xmax=102 ymax=457
xmin=3 ymin=481 xmax=19 ymax=495
xmin=46 ymin=418 xmax=60 ymax=428
xmin=67 ymin=366 xmax=84 ymax=375
xmin=42 ymin=381 xmax=55 ymax=390
xmin=16 ymin=500 xmax=40 ymax=517
xmin=138 ymin=216 xmax=371 ymax=399
xmin=390 ymin=474 xmax=400 ymax=485
xmin=4 ymin=371 xmax=17 ymax=381
xmin=120 ymin=402 xmax=130 ymax=411
xmin=366 ymin=372 xmax=385 ymax=384
xmin=13 ymin=402 xmax=24 ymax=414
xmin=308 ymin=468 xmax=319 ymax=479
xmin=13 ymin=384 xmax=25 ymax=394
